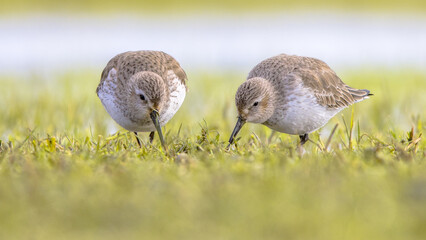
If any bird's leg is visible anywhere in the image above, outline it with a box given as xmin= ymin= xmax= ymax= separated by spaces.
xmin=149 ymin=131 xmax=155 ymax=143
xmin=296 ymin=133 xmax=309 ymax=157
xmin=134 ymin=132 xmax=142 ymax=148
xmin=299 ymin=133 xmax=309 ymax=145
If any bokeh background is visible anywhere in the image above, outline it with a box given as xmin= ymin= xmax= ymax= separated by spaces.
xmin=1 ymin=1 xmax=426 ymax=240
xmin=1 ymin=0 xmax=425 ymax=134
xmin=2 ymin=0 xmax=426 ymax=76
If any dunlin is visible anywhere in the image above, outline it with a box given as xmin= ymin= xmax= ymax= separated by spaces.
xmin=228 ymin=54 xmax=371 ymax=146
xmin=97 ymin=50 xmax=187 ymax=150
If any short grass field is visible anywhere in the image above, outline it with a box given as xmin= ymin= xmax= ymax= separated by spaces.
xmin=0 ymin=69 xmax=425 ymax=240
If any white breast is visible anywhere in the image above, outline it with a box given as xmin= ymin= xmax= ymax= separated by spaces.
xmin=98 ymin=69 xmax=186 ymax=132
xmin=159 ymin=70 xmax=186 ymax=126
xmin=265 ymin=83 xmax=342 ymax=135
xmin=98 ymin=68 xmax=144 ymax=131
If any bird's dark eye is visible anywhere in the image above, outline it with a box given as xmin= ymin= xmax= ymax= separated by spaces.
xmin=139 ymin=94 xmax=146 ymax=101
xmin=253 ymin=102 xmax=259 ymax=107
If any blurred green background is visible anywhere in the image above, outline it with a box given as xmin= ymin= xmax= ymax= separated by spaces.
xmin=2 ymin=0 xmax=426 ymax=14
xmin=1 ymin=1 xmax=426 ymax=240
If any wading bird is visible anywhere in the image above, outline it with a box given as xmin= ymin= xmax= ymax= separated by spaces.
xmin=97 ymin=50 xmax=187 ymax=150
xmin=228 ymin=54 xmax=371 ymax=147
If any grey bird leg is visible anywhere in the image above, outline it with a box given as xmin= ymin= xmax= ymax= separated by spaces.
xmin=149 ymin=131 xmax=155 ymax=143
xmin=134 ymin=132 xmax=142 ymax=148
xmin=299 ymin=133 xmax=309 ymax=145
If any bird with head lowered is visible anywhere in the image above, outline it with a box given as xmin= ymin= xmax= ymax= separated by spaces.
xmin=228 ymin=54 xmax=372 ymax=147
xmin=97 ymin=50 xmax=187 ymax=150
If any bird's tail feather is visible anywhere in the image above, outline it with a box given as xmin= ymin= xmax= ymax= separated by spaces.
xmin=347 ymin=87 xmax=372 ymax=102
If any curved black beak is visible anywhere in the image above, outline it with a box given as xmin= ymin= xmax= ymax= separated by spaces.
xmin=150 ymin=109 xmax=167 ymax=151
xmin=227 ymin=116 xmax=246 ymax=148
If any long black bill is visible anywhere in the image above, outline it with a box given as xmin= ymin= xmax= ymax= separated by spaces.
xmin=227 ymin=116 xmax=246 ymax=148
xmin=150 ymin=110 xmax=167 ymax=151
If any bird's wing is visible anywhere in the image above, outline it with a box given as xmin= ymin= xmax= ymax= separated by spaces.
xmin=247 ymin=53 xmax=370 ymax=109
xmin=96 ymin=52 xmax=122 ymax=95
xmin=161 ymin=52 xmax=188 ymax=91
xmin=97 ymin=51 xmax=188 ymax=93
xmin=289 ymin=66 xmax=356 ymax=109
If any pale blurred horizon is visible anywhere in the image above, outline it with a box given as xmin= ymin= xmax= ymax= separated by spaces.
xmin=1 ymin=1 xmax=426 ymax=77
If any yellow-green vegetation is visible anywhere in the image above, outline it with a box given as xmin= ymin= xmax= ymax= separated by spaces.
xmin=0 ymin=69 xmax=425 ymax=240
xmin=2 ymin=0 xmax=426 ymax=14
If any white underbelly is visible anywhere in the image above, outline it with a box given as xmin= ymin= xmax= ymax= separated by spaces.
xmin=98 ymin=85 xmax=145 ymax=132
xmin=159 ymin=71 xmax=186 ymax=126
xmin=98 ymin=69 xmax=186 ymax=133
xmin=264 ymin=91 xmax=341 ymax=135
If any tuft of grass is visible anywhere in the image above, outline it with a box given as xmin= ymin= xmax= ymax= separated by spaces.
xmin=0 ymin=69 xmax=426 ymax=240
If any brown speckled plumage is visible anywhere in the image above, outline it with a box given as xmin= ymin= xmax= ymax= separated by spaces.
xmin=97 ymin=50 xmax=187 ymax=148
xmin=248 ymin=54 xmax=370 ymax=109
xmin=97 ymin=50 xmax=187 ymax=95
xmin=229 ymin=53 xmax=371 ymax=146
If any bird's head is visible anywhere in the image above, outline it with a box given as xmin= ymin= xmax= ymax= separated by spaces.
xmin=228 ymin=77 xmax=277 ymax=145
xmin=235 ymin=77 xmax=276 ymax=123
xmin=129 ymin=71 xmax=167 ymax=114
xmin=129 ymin=71 xmax=168 ymax=149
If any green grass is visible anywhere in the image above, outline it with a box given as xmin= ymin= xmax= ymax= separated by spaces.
xmin=0 ymin=69 xmax=425 ymax=239
xmin=2 ymin=0 xmax=426 ymax=14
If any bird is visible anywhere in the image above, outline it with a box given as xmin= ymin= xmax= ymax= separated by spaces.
xmin=228 ymin=53 xmax=372 ymax=147
xmin=96 ymin=50 xmax=187 ymax=150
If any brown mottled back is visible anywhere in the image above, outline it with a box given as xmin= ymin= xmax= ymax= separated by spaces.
xmin=97 ymin=50 xmax=187 ymax=94
xmin=248 ymin=54 xmax=371 ymax=109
